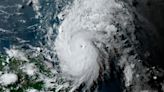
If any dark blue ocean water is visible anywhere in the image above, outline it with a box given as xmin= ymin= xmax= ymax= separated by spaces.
xmin=0 ymin=0 xmax=40 ymax=52
xmin=0 ymin=0 xmax=71 ymax=53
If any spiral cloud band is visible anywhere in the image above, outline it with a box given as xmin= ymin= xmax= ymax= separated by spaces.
xmin=55 ymin=0 xmax=123 ymax=91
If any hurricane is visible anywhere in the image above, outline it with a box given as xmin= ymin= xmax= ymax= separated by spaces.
xmin=0 ymin=0 xmax=164 ymax=92
xmin=54 ymin=0 xmax=122 ymax=91
xmin=54 ymin=0 xmax=164 ymax=91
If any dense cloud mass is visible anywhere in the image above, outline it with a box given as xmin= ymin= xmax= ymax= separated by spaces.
xmin=55 ymin=0 xmax=164 ymax=92
xmin=0 ymin=0 xmax=164 ymax=92
xmin=55 ymin=0 xmax=119 ymax=90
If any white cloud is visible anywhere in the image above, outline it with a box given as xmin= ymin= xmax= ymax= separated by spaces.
xmin=22 ymin=63 xmax=37 ymax=76
xmin=124 ymin=65 xmax=133 ymax=87
xmin=26 ymin=89 xmax=38 ymax=92
xmin=55 ymin=0 xmax=123 ymax=91
xmin=5 ymin=48 xmax=29 ymax=61
xmin=0 ymin=73 xmax=18 ymax=86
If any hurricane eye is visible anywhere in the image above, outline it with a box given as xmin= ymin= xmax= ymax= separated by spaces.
xmin=80 ymin=44 xmax=86 ymax=48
